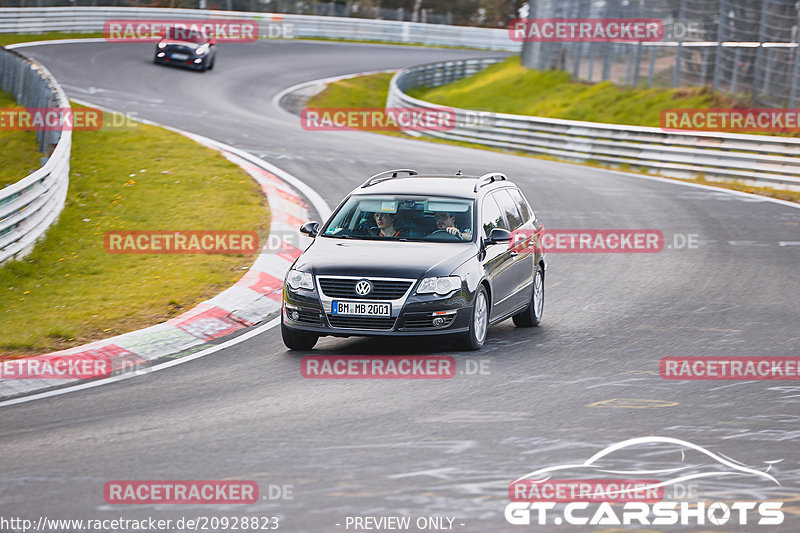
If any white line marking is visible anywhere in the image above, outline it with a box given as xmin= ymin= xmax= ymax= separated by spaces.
xmin=6 ymin=38 xmax=109 ymax=49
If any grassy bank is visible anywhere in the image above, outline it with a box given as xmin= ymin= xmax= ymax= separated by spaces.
xmin=408 ymin=57 xmax=749 ymax=127
xmin=0 ymin=90 xmax=43 ymax=188
xmin=0 ymin=106 xmax=269 ymax=356
xmin=0 ymin=31 xmax=104 ymax=47
xmin=307 ymin=64 xmax=799 ymax=203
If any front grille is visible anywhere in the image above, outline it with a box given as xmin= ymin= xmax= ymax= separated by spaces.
xmin=319 ymin=278 xmax=413 ymax=300
xmin=327 ymin=315 xmax=396 ymax=330
xmin=402 ymin=313 xmax=456 ymax=330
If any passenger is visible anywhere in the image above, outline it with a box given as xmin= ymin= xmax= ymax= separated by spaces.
xmin=373 ymin=212 xmax=405 ymax=238
xmin=433 ymin=212 xmax=472 ymax=240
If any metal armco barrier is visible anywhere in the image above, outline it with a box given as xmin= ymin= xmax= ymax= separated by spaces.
xmin=0 ymin=46 xmax=71 ymax=263
xmin=387 ymin=58 xmax=800 ymax=189
xmin=0 ymin=7 xmax=518 ymax=51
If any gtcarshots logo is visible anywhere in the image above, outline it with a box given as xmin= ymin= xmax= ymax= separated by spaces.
xmin=103 ymin=19 xmax=258 ymax=42
xmin=104 ymin=480 xmax=258 ymax=504
xmin=505 ymin=437 xmax=784 ymax=526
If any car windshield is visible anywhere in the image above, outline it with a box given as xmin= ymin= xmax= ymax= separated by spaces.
xmin=164 ymin=27 xmax=210 ymax=43
xmin=321 ymin=195 xmax=474 ymax=242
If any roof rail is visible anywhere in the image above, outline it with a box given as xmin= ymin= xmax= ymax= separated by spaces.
xmin=473 ymin=172 xmax=507 ymax=192
xmin=360 ymin=169 xmax=419 ymax=188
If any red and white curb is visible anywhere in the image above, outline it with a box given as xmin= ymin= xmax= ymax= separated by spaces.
xmin=0 ymin=105 xmax=330 ymax=401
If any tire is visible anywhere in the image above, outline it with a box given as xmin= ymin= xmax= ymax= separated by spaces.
xmin=513 ymin=264 xmax=544 ymax=327
xmin=457 ymin=285 xmax=489 ymax=351
xmin=207 ymin=57 xmax=215 ymax=71
xmin=281 ymin=320 xmax=318 ymax=350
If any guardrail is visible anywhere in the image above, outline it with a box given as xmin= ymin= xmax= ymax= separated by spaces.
xmin=0 ymin=7 xmax=518 ymax=51
xmin=0 ymin=46 xmax=71 ymax=263
xmin=387 ymin=58 xmax=800 ymax=190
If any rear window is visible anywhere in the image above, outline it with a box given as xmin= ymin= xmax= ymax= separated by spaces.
xmin=507 ymin=188 xmax=533 ymax=222
xmin=494 ymin=190 xmax=524 ymax=230
xmin=481 ymin=194 xmax=507 ymax=238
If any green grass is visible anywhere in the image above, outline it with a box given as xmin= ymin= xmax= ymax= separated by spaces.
xmin=0 ymin=31 xmax=104 ymax=47
xmin=0 ymin=106 xmax=269 ymax=356
xmin=407 ymin=56 xmax=749 ymax=127
xmin=309 ymin=72 xmax=395 ymax=109
xmin=0 ymin=90 xmax=43 ymax=187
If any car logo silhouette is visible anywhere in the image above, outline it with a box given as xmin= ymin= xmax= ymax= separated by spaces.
xmin=355 ymin=280 xmax=372 ymax=296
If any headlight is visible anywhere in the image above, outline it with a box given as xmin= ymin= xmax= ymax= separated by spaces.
xmin=195 ymin=44 xmax=210 ymax=55
xmin=416 ymin=276 xmax=462 ymax=295
xmin=286 ymin=269 xmax=314 ymax=291
xmin=157 ymin=41 xmax=166 ymax=49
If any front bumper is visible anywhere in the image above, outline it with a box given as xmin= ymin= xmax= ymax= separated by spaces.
xmin=154 ymin=54 xmax=209 ymax=70
xmin=282 ymin=284 xmax=471 ymax=337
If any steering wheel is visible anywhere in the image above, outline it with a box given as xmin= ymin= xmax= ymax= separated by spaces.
xmin=428 ymin=229 xmax=463 ymax=240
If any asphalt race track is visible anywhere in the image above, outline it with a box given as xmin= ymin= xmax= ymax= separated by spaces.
xmin=2 ymin=40 xmax=799 ymax=532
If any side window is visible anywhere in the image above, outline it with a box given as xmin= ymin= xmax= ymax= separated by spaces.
xmin=481 ymin=194 xmax=507 ymax=238
xmin=508 ymin=188 xmax=533 ymax=222
xmin=495 ymin=189 xmax=524 ymax=230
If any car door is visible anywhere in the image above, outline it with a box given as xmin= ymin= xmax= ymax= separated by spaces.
xmin=480 ymin=192 xmax=517 ymax=320
xmin=494 ymin=188 xmax=536 ymax=312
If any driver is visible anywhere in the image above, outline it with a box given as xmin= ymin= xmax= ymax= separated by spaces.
xmin=432 ymin=212 xmax=472 ymax=240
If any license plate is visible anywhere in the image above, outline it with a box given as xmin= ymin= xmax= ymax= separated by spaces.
xmin=171 ymin=53 xmax=189 ymax=60
xmin=331 ymin=301 xmax=391 ymax=317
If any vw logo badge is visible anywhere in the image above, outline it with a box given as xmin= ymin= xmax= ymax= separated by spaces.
xmin=355 ymin=279 xmax=372 ymax=296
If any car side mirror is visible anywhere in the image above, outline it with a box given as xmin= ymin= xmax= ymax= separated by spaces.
xmin=300 ymin=221 xmax=320 ymax=237
xmin=486 ymin=228 xmax=512 ymax=245
xmin=208 ymin=39 xmax=216 ymax=46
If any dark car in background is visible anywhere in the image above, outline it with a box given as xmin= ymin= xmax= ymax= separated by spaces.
xmin=153 ymin=27 xmax=217 ymax=71
xmin=281 ymin=170 xmax=546 ymax=351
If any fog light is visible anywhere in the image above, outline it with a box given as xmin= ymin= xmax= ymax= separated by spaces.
xmin=432 ymin=317 xmax=444 ymax=327
xmin=291 ymin=311 xmax=300 ymax=321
